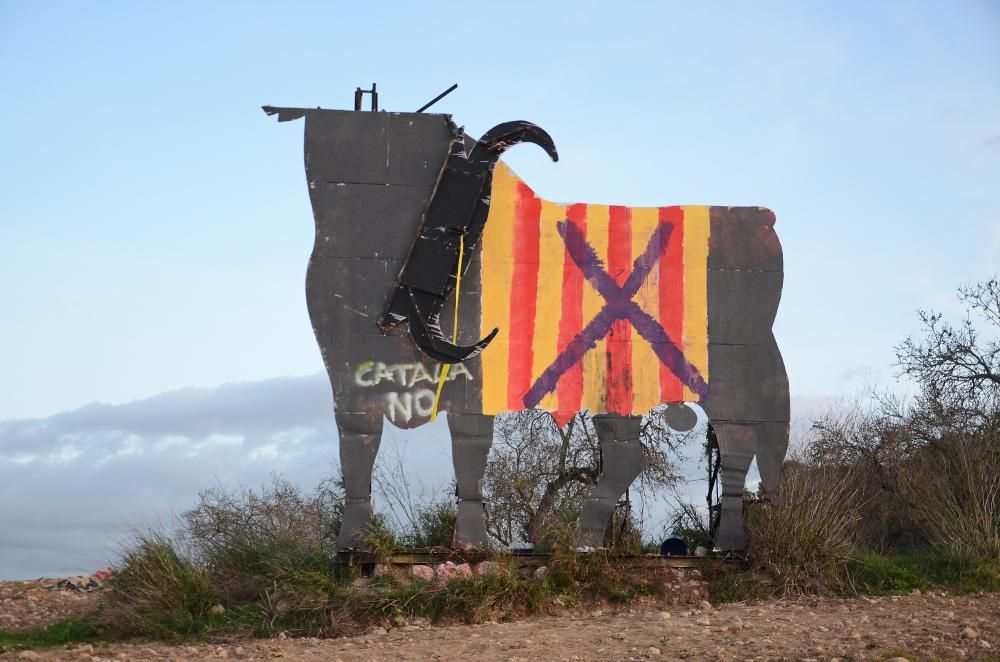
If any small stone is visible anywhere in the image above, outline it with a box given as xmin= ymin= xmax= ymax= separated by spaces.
xmin=659 ymin=611 xmax=671 ymax=620
xmin=472 ymin=561 xmax=496 ymax=575
xmin=885 ymin=658 xmax=909 ymax=662
xmin=851 ymin=632 xmax=861 ymax=640
xmin=817 ymin=625 xmax=829 ymax=632
xmin=17 ymin=652 xmax=41 ymax=660
xmin=979 ymin=640 xmax=992 ymax=650
xmin=647 ymin=647 xmax=661 ymax=656
xmin=534 ymin=566 xmax=549 ymax=580
xmin=695 ymin=615 xmax=711 ymax=626
xmin=210 ymin=604 xmax=226 ymax=615
xmin=694 ymin=546 xmax=708 ymax=557
xmin=910 ymin=588 xmax=921 ymax=595
xmin=961 ymin=627 xmax=979 ymax=639
xmin=411 ymin=565 xmax=434 ymax=581
xmin=699 ymin=600 xmax=712 ymax=611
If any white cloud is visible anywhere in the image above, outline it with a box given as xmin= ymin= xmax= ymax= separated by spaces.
xmin=0 ymin=372 xmax=837 ymax=578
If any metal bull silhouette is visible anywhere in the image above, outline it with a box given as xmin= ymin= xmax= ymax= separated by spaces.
xmin=263 ymin=104 xmax=790 ymax=552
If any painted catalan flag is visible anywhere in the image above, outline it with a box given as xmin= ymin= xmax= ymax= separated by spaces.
xmin=479 ymin=162 xmax=711 ymax=427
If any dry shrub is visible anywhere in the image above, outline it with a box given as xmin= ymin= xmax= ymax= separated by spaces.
xmin=900 ymin=432 xmax=1000 ymax=562
xmin=745 ymin=463 xmax=863 ymax=595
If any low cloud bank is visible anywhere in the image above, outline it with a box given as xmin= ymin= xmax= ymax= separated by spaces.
xmin=0 ymin=374 xmax=833 ymax=579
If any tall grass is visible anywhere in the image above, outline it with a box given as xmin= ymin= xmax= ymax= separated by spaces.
xmin=743 ymin=464 xmax=864 ymax=595
xmin=899 ymin=433 xmax=1000 ymax=562
xmin=100 ymin=533 xmax=218 ymax=638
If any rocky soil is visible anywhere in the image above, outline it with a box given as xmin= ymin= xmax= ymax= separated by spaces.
xmin=1 ymin=579 xmax=996 ymax=661
xmin=0 ymin=579 xmax=102 ymax=631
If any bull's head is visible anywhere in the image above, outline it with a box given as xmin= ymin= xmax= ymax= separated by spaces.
xmin=379 ymin=120 xmax=558 ymax=363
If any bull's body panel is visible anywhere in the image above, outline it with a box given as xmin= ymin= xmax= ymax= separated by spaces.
xmin=267 ymin=106 xmax=790 ymax=551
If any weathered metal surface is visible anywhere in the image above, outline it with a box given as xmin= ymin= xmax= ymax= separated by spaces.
xmin=265 ymin=105 xmax=790 ymax=552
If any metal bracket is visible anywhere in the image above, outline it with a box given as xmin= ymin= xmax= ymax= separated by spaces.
xmin=354 ymin=83 xmax=378 ymax=111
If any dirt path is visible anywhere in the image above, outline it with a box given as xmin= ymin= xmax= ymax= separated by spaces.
xmin=2 ymin=588 xmax=997 ymax=661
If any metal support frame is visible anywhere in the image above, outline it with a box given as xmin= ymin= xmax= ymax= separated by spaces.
xmin=354 ymin=83 xmax=378 ymax=111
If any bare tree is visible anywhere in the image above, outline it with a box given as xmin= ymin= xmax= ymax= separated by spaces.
xmin=896 ymin=276 xmax=1000 ymax=433
xmin=482 ymin=407 xmax=690 ymax=546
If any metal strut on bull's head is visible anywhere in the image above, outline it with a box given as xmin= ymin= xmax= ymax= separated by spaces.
xmin=378 ymin=120 xmax=559 ymax=363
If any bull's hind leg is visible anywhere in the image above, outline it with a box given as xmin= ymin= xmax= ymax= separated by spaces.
xmin=336 ymin=412 xmax=383 ymax=550
xmin=754 ymin=421 xmax=790 ymax=501
xmin=712 ymin=421 xmax=777 ymax=551
xmin=576 ymin=415 xmax=645 ymax=549
xmin=449 ymin=414 xmax=494 ymax=548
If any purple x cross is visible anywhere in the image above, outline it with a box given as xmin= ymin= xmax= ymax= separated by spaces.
xmin=522 ymin=219 xmax=709 ymax=409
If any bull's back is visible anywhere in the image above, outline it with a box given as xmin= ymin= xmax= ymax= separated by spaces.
xmin=476 ymin=165 xmax=788 ymax=427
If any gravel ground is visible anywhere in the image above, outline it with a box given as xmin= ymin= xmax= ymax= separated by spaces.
xmin=1 ymin=579 xmax=997 ymax=661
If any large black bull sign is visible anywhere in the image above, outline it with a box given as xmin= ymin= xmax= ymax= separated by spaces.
xmin=264 ymin=104 xmax=790 ymax=551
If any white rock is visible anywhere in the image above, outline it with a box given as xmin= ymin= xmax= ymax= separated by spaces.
xmin=961 ymin=626 xmax=979 ymax=639
xmin=411 ymin=564 xmax=434 ymax=581
xmin=659 ymin=611 xmax=671 ymax=620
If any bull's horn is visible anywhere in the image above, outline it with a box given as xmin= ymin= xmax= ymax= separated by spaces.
xmin=470 ymin=121 xmax=559 ymax=165
xmin=388 ymin=286 xmax=499 ymax=363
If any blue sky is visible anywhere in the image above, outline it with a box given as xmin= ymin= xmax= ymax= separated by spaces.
xmin=0 ymin=1 xmax=998 ymax=577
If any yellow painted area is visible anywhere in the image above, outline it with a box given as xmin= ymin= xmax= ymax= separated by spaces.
xmin=681 ymin=206 xmax=710 ymax=401
xmin=580 ymin=204 xmax=610 ymax=413
xmin=630 ymin=207 xmax=662 ymax=413
xmin=480 ymin=163 xmax=517 ymax=413
xmin=532 ymin=199 xmax=566 ymax=412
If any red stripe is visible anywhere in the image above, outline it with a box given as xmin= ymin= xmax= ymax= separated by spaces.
xmin=506 ymin=182 xmax=542 ymax=409
xmin=658 ymin=206 xmax=685 ymax=401
xmin=605 ymin=206 xmax=632 ymax=414
xmin=554 ymin=204 xmax=587 ymax=426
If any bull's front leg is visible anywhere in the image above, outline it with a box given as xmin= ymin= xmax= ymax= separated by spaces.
xmin=449 ymin=414 xmax=494 ymax=548
xmin=335 ymin=412 xmax=383 ymax=550
xmin=576 ymin=414 xmax=645 ymax=549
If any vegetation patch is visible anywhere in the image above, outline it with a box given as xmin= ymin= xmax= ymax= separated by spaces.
xmin=0 ymin=617 xmax=100 ymax=652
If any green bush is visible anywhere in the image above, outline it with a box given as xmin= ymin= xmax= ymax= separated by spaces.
xmin=100 ymin=534 xmax=218 ymax=638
